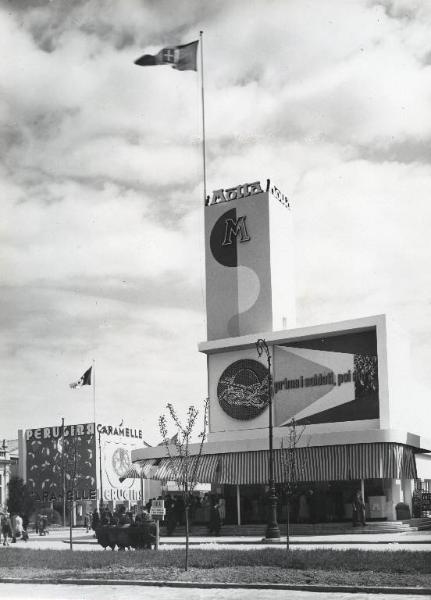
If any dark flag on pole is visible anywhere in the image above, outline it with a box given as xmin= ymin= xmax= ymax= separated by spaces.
xmin=69 ymin=367 xmax=92 ymax=389
xmin=134 ymin=40 xmax=198 ymax=71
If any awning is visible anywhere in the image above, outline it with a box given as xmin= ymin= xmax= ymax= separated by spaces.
xmin=124 ymin=443 xmax=417 ymax=485
xmin=220 ymin=443 xmax=417 ymax=484
xmin=119 ymin=459 xmax=158 ymax=482
xmin=122 ymin=454 xmax=220 ymax=484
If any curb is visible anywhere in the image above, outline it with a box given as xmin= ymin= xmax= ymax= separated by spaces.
xmin=68 ymin=538 xmax=431 ymax=546
xmin=1 ymin=578 xmax=431 ymax=595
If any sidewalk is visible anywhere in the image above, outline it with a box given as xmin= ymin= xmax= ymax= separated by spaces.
xmin=5 ymin=527 xmax=430 ymax=551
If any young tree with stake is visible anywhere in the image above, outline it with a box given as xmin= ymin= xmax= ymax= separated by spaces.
xmin=158 ymin=398 xmax=209 ymax=571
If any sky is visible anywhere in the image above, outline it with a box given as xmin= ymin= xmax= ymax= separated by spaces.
xmin=1 ymin=0 xmax=431 ymax=444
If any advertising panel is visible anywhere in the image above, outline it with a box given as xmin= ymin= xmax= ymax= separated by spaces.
xmin=25 ymin=423 xmax=97 ymax=503
xmin=208 ymin=328 xmax=380 ymax=436
xmin=97 ymin=424 xmax=143 ymax=503
xmin=274 ymin=329 xmax=379 ymax=426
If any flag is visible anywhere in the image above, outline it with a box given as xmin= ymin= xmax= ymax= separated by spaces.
xmin=157 ymin=433 xmax=179 ymax=446
xmin=134 ymin=40 xmax=198 ymax=71
xmin=69 ymin=366 xmax=92 ymax=389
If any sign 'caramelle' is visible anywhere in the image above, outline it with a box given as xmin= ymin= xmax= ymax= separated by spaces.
xmin=25 ymin=423 xmax=144 ymax=440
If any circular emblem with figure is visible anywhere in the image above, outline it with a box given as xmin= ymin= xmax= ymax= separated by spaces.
xmin=217 ymin=359 xmax=269 ymax=420
xmin=111 ymin=447 xmax=131 ymax=477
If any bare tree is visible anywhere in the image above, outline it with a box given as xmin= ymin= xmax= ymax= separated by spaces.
xmin=63 ymin=434 xmax=80 ymax=551
xmin=158 ymin=398 xmax=209 ymax=571
xmin=280 ymin=418 xmax=307 ymax=552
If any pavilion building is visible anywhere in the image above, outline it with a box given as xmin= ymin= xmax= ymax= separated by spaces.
xmin=130 ymin=180 xmax=431 ymax=524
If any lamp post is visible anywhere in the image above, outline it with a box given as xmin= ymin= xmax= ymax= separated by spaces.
xmin=98 ymin=429 xmax=103 ymax=511
xmin=256 ymin=338 xmax=280 ymax=539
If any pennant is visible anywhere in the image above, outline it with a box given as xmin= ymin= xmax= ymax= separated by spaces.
xmin=69 ymin=366 xmax=92 ymax=389
xmin=135 ymin=40 xmax=198 ymax=71
xmin=157 ymin=433 xmax=179 ymax=446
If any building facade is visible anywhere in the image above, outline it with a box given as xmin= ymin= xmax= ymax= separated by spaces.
xmin=130 ymin=179 xmax=431 ymax=524
xmin=18 ymin=422 xmax=158 ymax=523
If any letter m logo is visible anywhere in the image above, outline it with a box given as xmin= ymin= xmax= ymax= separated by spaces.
xmin=222 ymin=216 xmax=251 ymax=246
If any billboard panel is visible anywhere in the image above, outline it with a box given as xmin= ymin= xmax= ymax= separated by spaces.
xmin=25 ymin=423 xmax=97 ymax=503
xmin=274 ymin=329 xmax=379 ymax=426
xmin=98 ymin=424 xmax=143 ymax=503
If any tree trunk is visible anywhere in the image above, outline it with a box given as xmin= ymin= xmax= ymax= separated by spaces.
xmin=286 ymin=500 xmax=290 ymax=553
xmin=69 ymin=500 xmax=73 ymax=551
xmin=185 ymin=504 xmax=189 ymax=571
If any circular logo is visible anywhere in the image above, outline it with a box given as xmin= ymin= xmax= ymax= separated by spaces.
xmin=217 ymin=359 xmax=269 ymax=420
xmin=111 ymin=447 xmax=131 ymax=477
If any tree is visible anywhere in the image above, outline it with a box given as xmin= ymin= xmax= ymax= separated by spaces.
xmin=280 ymin=418 xmax=307 ymax=552
xmin=158 ymin=398 xmax=209 ymax=571
xmin=60 ymin=434 xmax=80 ymax=550
xmin=7 ymin=476 xmax=35 ymax=525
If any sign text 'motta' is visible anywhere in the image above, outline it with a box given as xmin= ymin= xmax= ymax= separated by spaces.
xmin=206 ymin=181 xmax=264 ymax=206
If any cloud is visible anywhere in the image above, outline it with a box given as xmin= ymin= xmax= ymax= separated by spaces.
xmin=1 ymin=0 xmax=431 ymax=440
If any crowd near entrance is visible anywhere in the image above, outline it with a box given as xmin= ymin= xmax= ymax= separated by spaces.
xmin=222 ymin=479 xmax=387 ymax=525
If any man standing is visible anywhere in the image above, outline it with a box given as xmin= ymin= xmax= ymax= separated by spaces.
xmin=11 ymin=513 xmax=23 ymax=543
xmin=1 ymin=512 xmax=12 ymax=546
xmin=352 ymin=490 xmax=367 ymax=527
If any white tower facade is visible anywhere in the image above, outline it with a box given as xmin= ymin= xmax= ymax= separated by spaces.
xmin=204 ymin=180 xmax=295 ymax=341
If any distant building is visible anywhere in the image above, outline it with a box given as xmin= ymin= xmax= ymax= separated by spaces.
xmin=18 ymin=422 xmax=160 ymax=524
xmin=0 ymin=439 xmax=18 ymax=509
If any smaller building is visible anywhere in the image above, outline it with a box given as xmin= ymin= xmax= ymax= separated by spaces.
xmin=18 ymin=422 xmax=160 ymax=524
xmin=0 ymin=439 xmax=19 ymax=509
xmin=0 ymin=440 xmax=11 ymax=509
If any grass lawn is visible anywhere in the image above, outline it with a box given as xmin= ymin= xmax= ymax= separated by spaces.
xmin=0 ymin=547 xmax=430 ymax=588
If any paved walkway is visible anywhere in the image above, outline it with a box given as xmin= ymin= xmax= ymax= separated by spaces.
xmin=3 ymin=527 xmax=430 ymax=552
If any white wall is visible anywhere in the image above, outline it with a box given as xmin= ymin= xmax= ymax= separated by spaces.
xmin=385 ymin=316 xmax=429 ymax=438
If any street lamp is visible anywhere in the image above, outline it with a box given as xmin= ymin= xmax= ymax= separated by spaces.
xmin=98 ymin=429 xmax=104 ymax=511
xmin=256 ymin=338 xmax=280 ymax=540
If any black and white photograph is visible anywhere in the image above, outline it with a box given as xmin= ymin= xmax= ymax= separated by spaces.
xmin=0 ymin=1 xmax=430 ymax=599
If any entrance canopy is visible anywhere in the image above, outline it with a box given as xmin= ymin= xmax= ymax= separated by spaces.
xmin=121 ymin=442 xmax=417 ymax=485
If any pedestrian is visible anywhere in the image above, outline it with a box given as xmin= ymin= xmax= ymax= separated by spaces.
xmin=175 ymin=495 xmax=184 ymax=526
xmin=202 ymin=493 xmax=211 ymax=527
xmin=208 ymin=496 xmax=221 ymax=536
xmin=1 ymin=512 xmax=12 ymax=546
xmin=166 ymin=499 xmax=177 ymax=536
xmin=218 ymin=496 xmax=226 ymax=525
xmin=298 ymin=493 xmax=310 ymax=523
xmin=352 ymin=490 xmax=367 ymax=527
xmin=11 ymin=513 xmax=23 ymax=543
xmin=91 ymin=508 xmax=100 ymax=531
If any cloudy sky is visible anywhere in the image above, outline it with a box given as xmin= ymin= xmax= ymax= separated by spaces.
xmin=1 ymin=0 xmax=431 ymax=443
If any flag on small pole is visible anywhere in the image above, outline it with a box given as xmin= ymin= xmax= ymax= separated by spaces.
xmin=134 ymin=40 xmax=198 ymax=71
xmin=69 ymin=366 xmax=92 ymax=389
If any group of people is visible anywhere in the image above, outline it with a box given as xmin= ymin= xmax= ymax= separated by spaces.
xmin=89 ymin=505 xmax=154 ymax=531
xmin=0 ymin=511 xmax=26 ymax=546
xmin=161 ymin=493 xmax=225 ymax=536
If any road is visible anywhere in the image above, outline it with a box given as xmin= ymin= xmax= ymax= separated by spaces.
xmin=0 ymin=584 xmax=429 ymax=600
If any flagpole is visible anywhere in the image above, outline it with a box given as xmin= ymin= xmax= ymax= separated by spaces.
xmin=92 ymin=359 xmax=96 ymax=425
xmin=61 ymin=417 xmax=66 ymax=527
xmin=199 ymin=30 xmax=207 ymax=205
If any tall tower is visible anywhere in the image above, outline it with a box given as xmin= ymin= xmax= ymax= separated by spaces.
xmin=205 ymin=180 xmax=295 ymax=340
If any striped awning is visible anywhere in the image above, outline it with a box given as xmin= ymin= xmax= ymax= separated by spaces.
xmin=155 ymin=454 xmax=220 ymax=482
xmin=124 ymin=454 xmax=220 ymax=483
xmin=219 ymin=443 xmax=417 ymax=484
xmin=126 ymin=442 xmax=417 ymax=484
xmin=119 ymin=458 xmax=158 ymax=482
